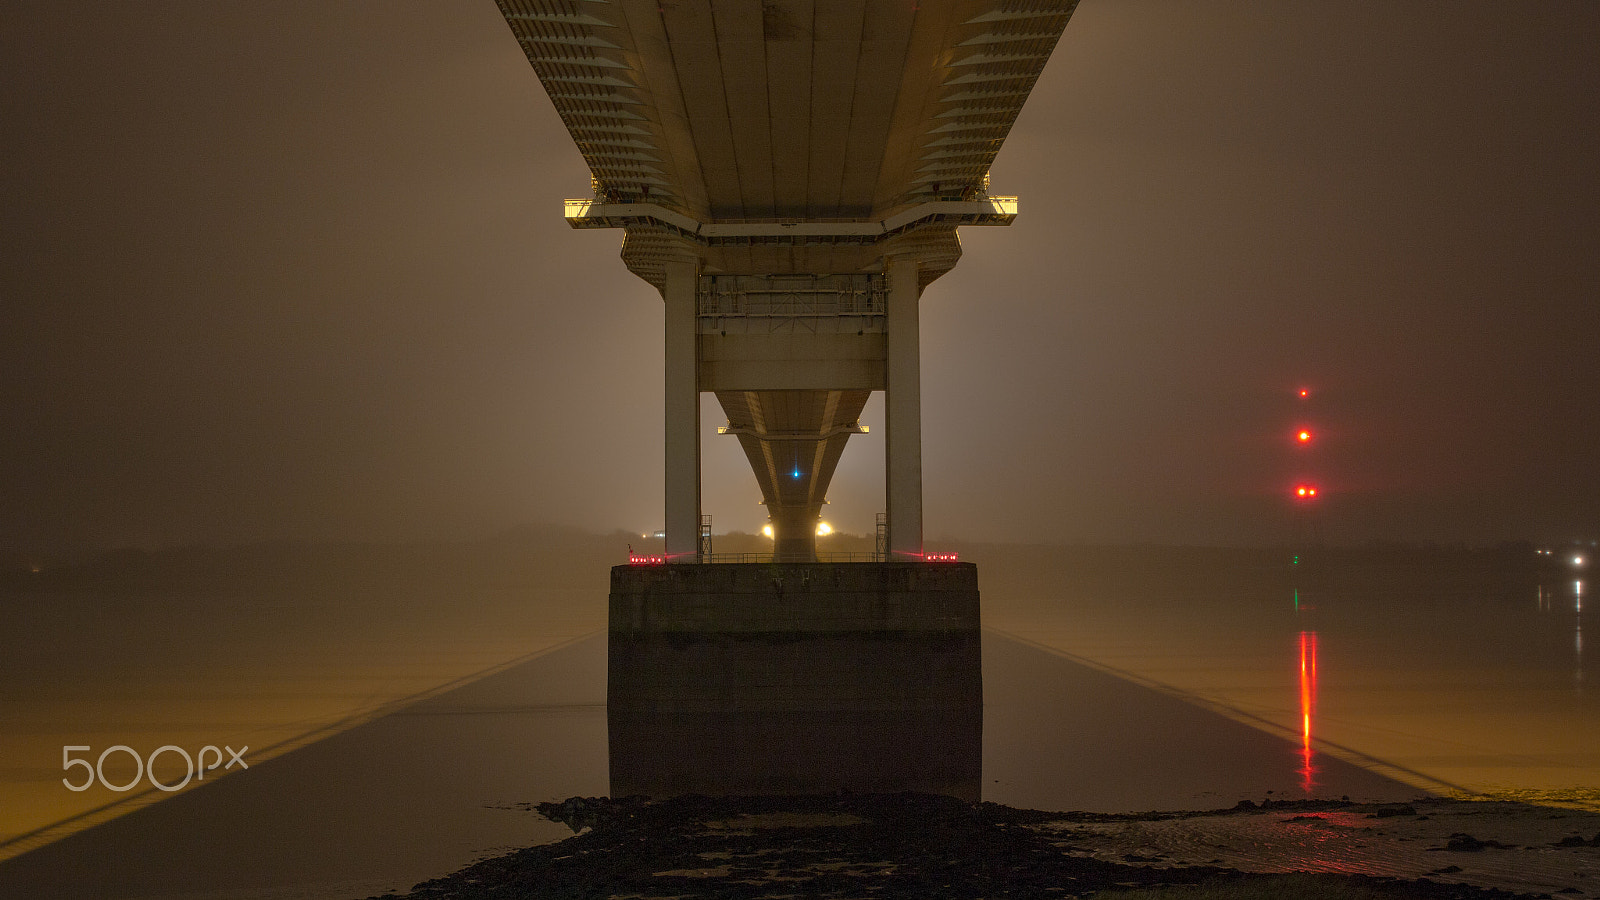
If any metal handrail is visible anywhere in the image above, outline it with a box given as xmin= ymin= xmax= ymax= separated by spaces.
xmin=701 ymin=551 xmax=885 ymax=564
xmin=628 ymin=551 xmax=885 ymax=565
xmin=625 ymin=551 xmax=961 ymax=566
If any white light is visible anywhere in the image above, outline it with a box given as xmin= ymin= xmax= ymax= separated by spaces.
xmin=761 ymin=524 xmax=774 ymax=539
xmin=816 ymin=521 xmax=833 ymax=536
xmin=1576 ymin=556 xmax=1587 ymax=568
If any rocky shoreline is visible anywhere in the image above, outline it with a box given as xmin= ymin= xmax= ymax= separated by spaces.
xmin=366 ymin=793 xmax=1587 ymax=899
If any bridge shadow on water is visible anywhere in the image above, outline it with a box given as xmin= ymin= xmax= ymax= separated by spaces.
xmin=0 ymin=630 xmax=1420 ymax=899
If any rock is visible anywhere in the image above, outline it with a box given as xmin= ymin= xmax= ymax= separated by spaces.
xmin=1437 ymin=833 xmax=1517 ymax=852
xmin=1372 ymin=804 xmax=1418 ymax=818
xmin=534 ymin=795 xmax=644 ymax=834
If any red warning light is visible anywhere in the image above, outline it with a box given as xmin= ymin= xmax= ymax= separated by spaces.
xmin=1296 ymin=429 xmax=1312 ymax=443
xmin=1298 ymin=389 xmax=1309 ymax=398
xmin=1294 ymin=485 xmax=1319 ymax=499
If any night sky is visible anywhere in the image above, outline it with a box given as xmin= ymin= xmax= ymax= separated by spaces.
xmin=4 ymin=1 xmax=1598 ymax=559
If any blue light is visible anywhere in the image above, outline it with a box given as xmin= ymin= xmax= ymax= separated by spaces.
xmin=792 ymin=468 xmax=801 ymax=479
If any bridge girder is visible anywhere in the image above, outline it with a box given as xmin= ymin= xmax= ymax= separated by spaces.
xmin=499 ymin=0 xmax=1075 ymax=277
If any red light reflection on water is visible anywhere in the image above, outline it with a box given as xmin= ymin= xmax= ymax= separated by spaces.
xmin=1298 ymin=631 xmax=1319 ymax=792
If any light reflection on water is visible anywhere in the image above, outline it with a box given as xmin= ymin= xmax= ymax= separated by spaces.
xmin=978 ymin=545 xmax=1600 ymax=807
xmin=1576 ymin=579 xmax=1584 ymax=691
xmin=1298 ymin=630 xmax=1318 ymax=794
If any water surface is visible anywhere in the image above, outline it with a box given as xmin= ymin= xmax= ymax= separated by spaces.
xmin=2 ymin=540 xmax=1591 ymax=897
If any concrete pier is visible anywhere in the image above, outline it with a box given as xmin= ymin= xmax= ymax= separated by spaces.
xmin=608 ymin=562 xmax=982 ymax=798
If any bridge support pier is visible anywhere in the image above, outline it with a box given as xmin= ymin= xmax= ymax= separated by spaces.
xmin=608 ymin=561 xmax=981 ymax=798
xmin=656 ymin=259 xmax=930 ymax=560
xmin=493 ymin=0 xmax=1073 ymax=804
xmin=663 ymin=259 xmax=701 ymax=561
xmin=770 ymin=502 xmax=822 ymax=563
xmin=886 ymin=255 xmax=923 ymax=558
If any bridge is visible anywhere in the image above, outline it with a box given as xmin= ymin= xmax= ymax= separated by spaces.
xmin=496 ymin=0 xmax=1077 ymax=562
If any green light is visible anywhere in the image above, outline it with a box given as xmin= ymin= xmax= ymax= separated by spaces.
xmin=1292 ymin=555 xmax=1300 ymax=565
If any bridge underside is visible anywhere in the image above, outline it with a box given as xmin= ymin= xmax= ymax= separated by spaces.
xmin=496 ymin=0 xmax=1076 ymax=559
xmin=717 ymin=388 xmax=870 ymax=561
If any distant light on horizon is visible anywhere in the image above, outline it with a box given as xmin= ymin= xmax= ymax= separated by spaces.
xmin=816 ymin=521 xmax=833 ymax=536
xmin=761 ymin=524 xmax=774 ymax=539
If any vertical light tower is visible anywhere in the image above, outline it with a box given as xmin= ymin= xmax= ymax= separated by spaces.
xmin=500 ymin=0 xmax=1075 ymax=561
xmin=496 ymin=0 xmax=1077 ymax=797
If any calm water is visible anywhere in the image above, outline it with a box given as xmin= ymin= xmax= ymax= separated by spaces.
xmin=978 ymin=544 xmax=1597 ymax=806
xmin=1 ymin=542 xmax=1593 ymax=897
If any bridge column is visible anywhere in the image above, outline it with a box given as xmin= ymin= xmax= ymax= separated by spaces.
xmin=885 ymin=255 xmax=923 ymax=558
xmin=663 ymin=259 xmax=701 ymax=560
xmin=771 ymin=502 xmax=821 ymax=563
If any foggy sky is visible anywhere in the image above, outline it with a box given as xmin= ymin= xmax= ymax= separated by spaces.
xmin=4 ymin=1 xmax=1598 ymax=559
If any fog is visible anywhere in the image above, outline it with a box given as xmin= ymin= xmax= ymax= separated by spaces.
xmin=5 ymin=2 xmax=1599 ymax=565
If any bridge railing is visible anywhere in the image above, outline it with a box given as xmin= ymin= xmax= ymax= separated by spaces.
xmin=705 ymin=551 xmax=886 ymax=564
xmin=627 ymin=551 xmax=962 ymax=565
xmin=629 ymin=551 xmax=886 ymax=565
